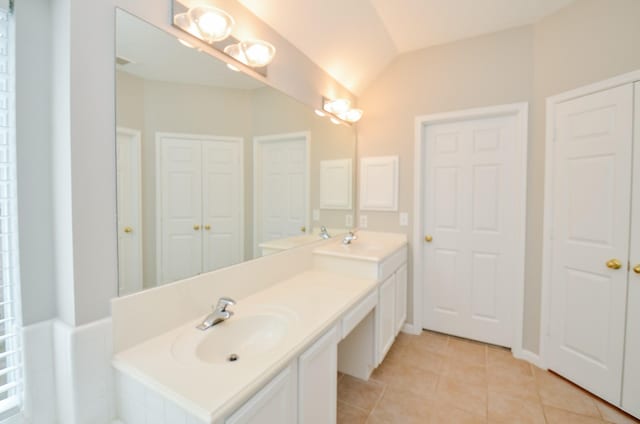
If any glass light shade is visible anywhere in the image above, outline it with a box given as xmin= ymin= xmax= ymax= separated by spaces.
xmin=188 ymin=6 xmax=234 ymax=43
xmin=314 ymin=109 xmax=326 ymax=117
xmin=324 ymin=98 xmax=351 ymax=115
xmin=173 ymin=12 xmax=200 ymax=38
xmin=224 ymin=40 xmax=276 ymax=68
xmin=330 ymin=117 xmax=341 ymax=125
xmin=340 ymin=108 xmax=363 ymax=123
xmin=240 ymin=40 xmax=276 ymax=67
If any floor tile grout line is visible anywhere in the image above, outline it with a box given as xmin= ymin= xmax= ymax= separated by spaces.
xmin=365 ymin=383 xmax=387 ymax=422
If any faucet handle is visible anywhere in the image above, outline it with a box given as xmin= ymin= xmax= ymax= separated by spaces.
xmin=215 ymin=297 xmax=236 ymax=311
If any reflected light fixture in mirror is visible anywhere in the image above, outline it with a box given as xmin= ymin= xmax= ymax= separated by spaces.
xmin=172 ymin=1 xmax=276 ymax=75
xmin=322 ymin=97 xmax=364 ymax=124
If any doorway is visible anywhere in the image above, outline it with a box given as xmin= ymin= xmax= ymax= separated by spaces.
xmin=413 ymin=103 xmax=528 ymax=349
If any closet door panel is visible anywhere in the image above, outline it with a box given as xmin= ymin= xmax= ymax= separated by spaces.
xmin=622 ymin=82 xmax=640 ymax=417
xmin=548 ymin=84 xmax=633 ymax=404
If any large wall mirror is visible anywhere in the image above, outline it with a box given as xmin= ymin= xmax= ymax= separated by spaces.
xmin=115 ymin=10 xmax=356 ymax=296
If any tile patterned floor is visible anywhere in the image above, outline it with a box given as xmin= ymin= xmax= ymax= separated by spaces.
xmin=337 ymin=331 xmax=640 ymax=424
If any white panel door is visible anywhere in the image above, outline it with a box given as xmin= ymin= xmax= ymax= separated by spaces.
xmin=255 ymin=134 xmax=308 ymax=251
xmin=158 ymin=136 xmax=202 ymax=284
xmin=623 ymin=82 xmax=640 ymax=416
xmin=116 ymin=128 xmax=143 ymax=295
xmin=422 ymin=114 xmax=520 ymax=347
xmin=548 ymin=84 xmax=633 ymax=404
xmin=202 ymin=139 xmax=243 ymax=272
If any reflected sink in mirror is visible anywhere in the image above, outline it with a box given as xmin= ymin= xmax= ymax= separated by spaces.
xmin=115 ymin=10 xmax=356 ymax=297
xmin=171 ymin=308 xmax=298 ymax=365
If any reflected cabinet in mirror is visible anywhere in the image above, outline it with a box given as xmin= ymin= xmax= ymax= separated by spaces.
xmin=115 ymin=10 xmax=356 ymax=296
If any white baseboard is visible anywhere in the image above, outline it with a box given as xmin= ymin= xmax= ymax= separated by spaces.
xmin=512 ymin=347 xmax=546 ymax=370
xmin=401 ymin=323 xmax=422 ymax=335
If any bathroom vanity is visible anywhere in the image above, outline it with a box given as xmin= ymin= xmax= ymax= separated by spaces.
xmin=112 ymin=231 xmax=407 ymax=424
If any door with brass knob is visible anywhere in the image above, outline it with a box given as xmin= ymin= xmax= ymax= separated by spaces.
xmin=606 ymin=259 xmax=622 ymax=270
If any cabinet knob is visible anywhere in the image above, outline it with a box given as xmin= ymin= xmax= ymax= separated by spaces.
xmin=204 ymin=224 xmax=211 ymax=231
xmin=424 ymin=235 xmax=433 ymax=243
xmin=123 ymin=226 xmax=133 ymax=234
xmin=634 ymin=264 xmax=640 ymax=274
xmin=300 ymin=226 xmax=306 ymax=233
xmin=194 ymin=224 xmax=201 ymax=231
xmin=606 ymin=259 xmax=622 ymax=270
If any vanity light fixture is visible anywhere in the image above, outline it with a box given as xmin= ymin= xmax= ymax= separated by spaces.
xmin=188 ymin=5 xmax=234 ymax=43
xmin=321 ymin=97 xmax=364 ymax=124
xmin=224 ymin=40 xmax=276 ymax=67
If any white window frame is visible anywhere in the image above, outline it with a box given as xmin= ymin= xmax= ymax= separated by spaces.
xmin=0 ymin=2 xmax=23 ymax=421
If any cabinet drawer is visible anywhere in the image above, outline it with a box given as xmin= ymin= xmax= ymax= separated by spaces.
xmin=378 ymin=247 xmax=407 ymax=281
xmin=341 ymin=290 xmax=377 ymax=339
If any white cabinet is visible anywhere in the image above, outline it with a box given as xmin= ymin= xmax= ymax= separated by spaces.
xmin=394 ymin=264 xmax=407 ymax=334
xmin=377 ymin=275 xmax=396 ymax=364
xmin=225 ymin=364 xmax=298 ymax=424
xmin=298 ymin=326 xmax=338 ymax=424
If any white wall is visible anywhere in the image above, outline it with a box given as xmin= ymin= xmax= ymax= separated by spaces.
xmin=357 ymin=0 xmax=640 ymax=353
xmin=15 ymin=0 xmax=57 ymax=325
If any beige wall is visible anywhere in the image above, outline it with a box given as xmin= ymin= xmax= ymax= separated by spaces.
xmin=357 ymin=0 xmax=640 ymax=353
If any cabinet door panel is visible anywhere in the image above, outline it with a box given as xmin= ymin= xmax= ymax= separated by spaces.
xmin=377 ymin=275 xmax=396 ymax=365
xmin=395 ymin=264 xmax=408 ymax=334
xmin=226 ymin=364 xmax=297 ymax=424
xmin=299 ymin=327 xmax=338 ymax=424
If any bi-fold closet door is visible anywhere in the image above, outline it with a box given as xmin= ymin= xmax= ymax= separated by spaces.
xmin=546 ymin=80 xmax=640 ymax=417
xmin=158 ymin=133 xmax=243 ymax=284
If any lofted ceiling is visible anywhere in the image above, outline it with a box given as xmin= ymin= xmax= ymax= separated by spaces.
xmin=237 ymin=0 xmax=575 ymax=94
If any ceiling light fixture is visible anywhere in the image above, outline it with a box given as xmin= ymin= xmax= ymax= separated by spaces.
xmin=188 ymin=5 xmax=234 ymax=43
xmin=224 ymin=40 xmax=276 ymax=67
xmin=339 ymin=108 xmax=363 ymax=123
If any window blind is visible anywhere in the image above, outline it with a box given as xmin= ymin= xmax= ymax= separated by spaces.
xmin=0 ymin=4 xmax=22 ymax=420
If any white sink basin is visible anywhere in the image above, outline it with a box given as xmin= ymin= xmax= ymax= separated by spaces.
xmin=171 ymin=307 xmax=297 ymax=365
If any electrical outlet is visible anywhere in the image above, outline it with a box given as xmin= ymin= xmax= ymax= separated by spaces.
xmin=312 ymin=209 xmax=320 ymax=221
xmin=345 ymin=214 xmax=353 ymax=227
xmin=359 ymin=215 xmax=368 ymax=228
xmin=399 ymin=212 xmax=409 ymax=226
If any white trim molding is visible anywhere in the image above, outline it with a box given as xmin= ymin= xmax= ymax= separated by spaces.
xmin=413 ymin=102 xmax=529 ymax=357
xmin=540 ymin=69 xmax=640 ymax=371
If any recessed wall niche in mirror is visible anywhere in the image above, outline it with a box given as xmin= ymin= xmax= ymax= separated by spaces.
xmin=115 ymin=10 xmax=356 ymax=296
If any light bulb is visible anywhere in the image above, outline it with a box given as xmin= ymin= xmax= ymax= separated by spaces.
xmin=240 ymin=40 xmax=276 ymax=67
xmin=188 ymin=6 xmax=234 ymax=43
xmin=324 ymin=98 xmax=351 ymax=114
xmin=173 ymin=12 xmax=199 ymax=38
xmin=340 ymin=108 xmax=363 ymax=123
xmin=224 ymin=43 xmax=248 ymax=65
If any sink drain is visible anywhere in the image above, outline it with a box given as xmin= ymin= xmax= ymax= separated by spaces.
xmin=227 ymin=353 xmax=239 ymax=362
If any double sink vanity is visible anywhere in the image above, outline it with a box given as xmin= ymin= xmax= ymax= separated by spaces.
xmin=112 ymin=231 xmax=408 ymax=424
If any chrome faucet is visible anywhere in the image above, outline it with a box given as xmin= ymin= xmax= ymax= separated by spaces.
xmin=342 ymin=230 xmax=358 ymax=245
xmin=197 ymin=297 xmax=236 ymax=330
xmin=319 ymin=226 xmax=331 ymax=239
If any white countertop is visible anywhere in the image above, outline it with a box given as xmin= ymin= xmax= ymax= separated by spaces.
xmin=313 ymin=231 xmax=408 ymax=262
xmin=113 ymin=270 xmax=376 ymax=423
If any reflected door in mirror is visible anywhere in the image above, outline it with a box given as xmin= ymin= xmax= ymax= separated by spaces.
xmin=116 ymin=128 xmax=143 ymax=295
xmin=157 ymin=133 xmax=243 ymax=284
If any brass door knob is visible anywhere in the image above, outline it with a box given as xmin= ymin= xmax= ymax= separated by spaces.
xmin=606 ymin=259 xmax=622 ymax=270
xmin=425 ymin=235 xmax=433 ymax=243
xmin=193 ymin=224 xmax=201 ymax=231
xmin=204 ymin=224 xmax=211 ymax=231
xmin=301 ymin=226 xmax=306 ymax=233
xmin=633 ymin=264 xmax=640 ymax=274
xmin=123 ymin=226 xmax=133 ymax=234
